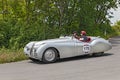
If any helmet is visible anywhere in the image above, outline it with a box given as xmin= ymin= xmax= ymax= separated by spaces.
xmin=81 ymin=31 xmax=86 ymax=35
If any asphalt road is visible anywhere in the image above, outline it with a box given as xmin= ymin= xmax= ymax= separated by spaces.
xmin=0 ymin=37 xmax=120 ymax=80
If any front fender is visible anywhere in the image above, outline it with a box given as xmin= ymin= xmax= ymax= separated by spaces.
xmin=36 ymin=44 xmax=55 ymax=60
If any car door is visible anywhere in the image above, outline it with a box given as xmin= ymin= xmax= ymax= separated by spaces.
xmin=75 ymin=39 xmax=91 ymax=56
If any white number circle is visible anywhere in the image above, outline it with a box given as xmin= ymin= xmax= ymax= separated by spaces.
xmin=83 ymin=45 xmax=90 ymax=53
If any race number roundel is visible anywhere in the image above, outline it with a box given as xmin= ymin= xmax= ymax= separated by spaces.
xmin=83 ymin=44 xmax=90 ymax=53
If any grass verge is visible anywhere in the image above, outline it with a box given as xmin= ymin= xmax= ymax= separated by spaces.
xmin=0 ymin=48 xmax=28 ymax=64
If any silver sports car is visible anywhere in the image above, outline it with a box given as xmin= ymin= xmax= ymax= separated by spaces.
xmin=24 ymin=36 xmax=112 ymax=63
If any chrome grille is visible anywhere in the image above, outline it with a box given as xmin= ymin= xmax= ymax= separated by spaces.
xmin=30 ymin=44 xmax=37 ymax=58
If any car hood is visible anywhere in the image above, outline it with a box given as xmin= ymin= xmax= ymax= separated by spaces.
xmin=36 ymin=38 xmax=71 ymax=44
xmin=25 ymin=37 xmax=71 ymax=48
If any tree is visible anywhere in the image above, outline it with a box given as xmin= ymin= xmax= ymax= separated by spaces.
xmin=112 ymin=21 xmax=120 ymax=35
xmin=0 ymin=0 xmax=119 ymax=49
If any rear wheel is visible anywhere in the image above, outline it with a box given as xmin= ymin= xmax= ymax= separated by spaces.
xmin=42 ymin=48 xmax=58 ymax=63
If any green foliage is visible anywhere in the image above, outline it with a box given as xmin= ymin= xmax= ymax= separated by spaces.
xmin=112 ymin=21 xmax=120 ymax=35
xmin=0 ymin=0 xmax=119 ymax=50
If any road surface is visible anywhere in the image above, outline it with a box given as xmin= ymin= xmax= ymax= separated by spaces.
xmin=0 ymin=36 xmax=120 ymax=80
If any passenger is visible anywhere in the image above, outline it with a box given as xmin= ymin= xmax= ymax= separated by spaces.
xmin=73 ymin=31 xmax=79 ymax=39
xmin=79 ymin=31 xmax=88 ymax=42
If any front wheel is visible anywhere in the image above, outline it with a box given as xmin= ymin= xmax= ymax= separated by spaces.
xmin=42 ymin=48 xmax=58 ymax=63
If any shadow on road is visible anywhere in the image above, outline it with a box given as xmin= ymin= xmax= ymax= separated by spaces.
xmin=56 ymin=53 xmax=113 ymax=63
xmin=28 ymin=53 xmax=113 ymax=65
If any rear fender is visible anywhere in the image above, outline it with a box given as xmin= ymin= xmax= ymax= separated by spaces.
xmin=90 ymin=39 xmax=112 ymax=53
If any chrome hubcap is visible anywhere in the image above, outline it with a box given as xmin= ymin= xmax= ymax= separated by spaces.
xmin=44 ymin=49 xmax=55 ymax=61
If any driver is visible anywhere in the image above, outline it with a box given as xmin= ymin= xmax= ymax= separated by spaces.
xmin=79 ymin=31 xmax=88 ymax=42
xmin=73 ymin=31 xmax=79 ymax=39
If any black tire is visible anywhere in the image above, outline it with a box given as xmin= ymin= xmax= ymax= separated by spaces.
xmin=42 ymin=48 xmax=58 ymax=63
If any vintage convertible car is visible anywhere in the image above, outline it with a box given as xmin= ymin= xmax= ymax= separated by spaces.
xmin=24 ymin=36 xmax=112 ymax=63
